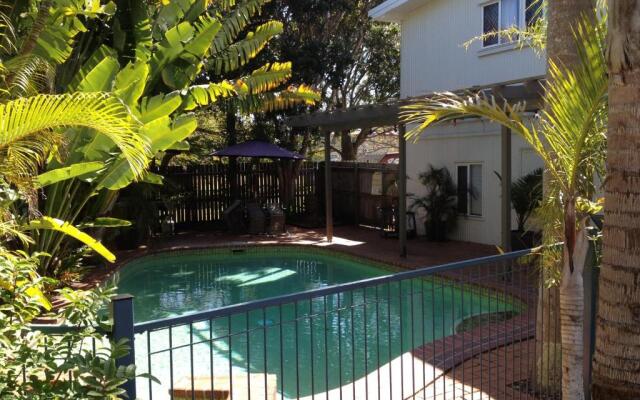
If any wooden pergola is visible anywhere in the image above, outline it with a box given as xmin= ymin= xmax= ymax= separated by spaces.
xmin=288 ymin=77 xmax=543 ymax=257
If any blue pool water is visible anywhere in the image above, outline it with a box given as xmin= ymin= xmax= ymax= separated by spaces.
xmin=114 ymin=247 xmax=517 ymax=399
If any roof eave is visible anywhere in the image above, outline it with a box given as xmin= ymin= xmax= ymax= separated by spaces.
xmin=369 ymin=0 xmax=426 ymax=23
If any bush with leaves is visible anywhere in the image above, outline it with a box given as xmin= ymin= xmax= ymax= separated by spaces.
xmin=511 ymin=168 xmax=543 ymax=232
xmin=410 ymin=166 xmax=458 ymax=241
xmin=0 ymin=247 xmax=154 ymax=399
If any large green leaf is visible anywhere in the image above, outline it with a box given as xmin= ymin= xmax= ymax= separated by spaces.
xmin=114 ymin=61 xmax=150 ymax=109
xmin=152 ymin=15 xmax=223 ymax=89
xmin=69 ymin=46 xmax=120 ymax=92
xmin=235 ymin=84 xmax=321 ymax=114
xmin=237 ymin=62 xmax=293 ymax=95
xmin=36 ymin=162 xmax=105 ymax=187
xmin=140 ymin=92 xmax=183 ymax=124
xmin=78 ymin=218 xmax=132 ymax=229
xmin=0 ymin=93 xmax=147 ymax=186
xmin=96 ymin=114 xmax=197 ymax=191
xmin=27 ymin=217 xmax=116 ymax=263
xmin=210 ymin=0 xmax=272 ymax=53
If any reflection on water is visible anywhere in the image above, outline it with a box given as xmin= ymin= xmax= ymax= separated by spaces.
xmin=115 ymin=248 xmax=516 ymax=400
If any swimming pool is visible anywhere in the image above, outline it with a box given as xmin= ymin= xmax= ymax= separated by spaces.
xmin=115 ymin=247 xmax=519 ymax=399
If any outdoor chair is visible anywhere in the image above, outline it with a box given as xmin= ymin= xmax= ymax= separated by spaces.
xmin=223 ymin=200 xmax=247 ymax=234
xmin=246 ymin=202 xmax=267 ymax=234
xmin=265 ymin=203 xmax=286 ymax=234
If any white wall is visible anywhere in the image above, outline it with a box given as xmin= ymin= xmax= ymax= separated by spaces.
xmin=407 ymin=119 xmax=543 ymax=246
xmin=400 ymin=0 xmax=547 ymax=98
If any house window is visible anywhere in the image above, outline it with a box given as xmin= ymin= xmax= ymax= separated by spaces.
xmin=482 ymin=0 xmax=523 ymax=47
xmin=457 ymin=164 xmax=483 ymax=217
xmin=525 ymin=0 xmax=542 ymax=27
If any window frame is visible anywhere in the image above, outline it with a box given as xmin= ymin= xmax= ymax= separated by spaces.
xmin=481 ymin=0 xmax=532 ymax=48
xmin=456 ymin=163 xmax=484 ymax=217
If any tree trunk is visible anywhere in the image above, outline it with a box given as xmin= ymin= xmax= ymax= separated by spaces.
xmin=559 ymin=223 xmax=589 ymax=400
xmin=340 ymin=130 xmax=357 ymax=161
xmin=340 ymin=130 xmax=358 ymax=161
xmin=531 ymin=0 xmax=595 ymax=394
xmin=592 ymin=2 xmax=640 ymax=398
xmin=226 ymin=111 xmax=239 ymax=200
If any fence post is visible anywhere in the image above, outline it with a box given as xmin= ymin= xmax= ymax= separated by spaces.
xmin=112 ymin=294 xmax=137 ymax=399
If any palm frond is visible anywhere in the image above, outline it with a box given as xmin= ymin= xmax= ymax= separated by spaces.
xmin=1 ymin=55 xmax=55 ymax=99
xmin=0 ymin=4 xmax=17 ymax=56
xmin=0 ymin=93 xmax=148 ymax=187
xmin=235 ymin=85 xmax=320 ymax=114
xmin=236 ymin=62 xmax=293 ymax=95
xmin=182 ymin=80 xmax=237 ymax=110
xmin=210 ymin=0 xmax=271 ymax=54
xmin=536 ymin=14 xmax=607 ymax=195
xmin=209 ymin=20 xmax=283 ymax=74
xmin=150 ymin=14 xmax=223 ymax=89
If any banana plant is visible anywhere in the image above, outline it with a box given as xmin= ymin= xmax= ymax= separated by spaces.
xmin=29 ymin=0 xmax=319 ymax=275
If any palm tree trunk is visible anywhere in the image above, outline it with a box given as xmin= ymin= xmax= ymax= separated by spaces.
xmin=532 ymin=0 xmax=594 ymax=394
xmin=592 ymin=1 xmax=640 ymax=397
xmin=559 ymin=222 xmax=589 ymax=400
xmin=18 ymin=1 xmax=52 ymax=56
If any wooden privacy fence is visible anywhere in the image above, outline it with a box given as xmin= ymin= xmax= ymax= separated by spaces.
xmin=329 ymin=162 xmax=399 ymax=227
xmin=158 ymin=162 xmax=320 ymax=228
xmin=157 ymin=162 xmax=398 ymax=230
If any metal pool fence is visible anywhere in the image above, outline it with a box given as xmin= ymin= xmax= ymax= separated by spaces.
xmin=35 ymin=248 xmax=599 ymax=400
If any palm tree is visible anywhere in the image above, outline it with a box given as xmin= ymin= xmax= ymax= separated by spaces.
xmin=537 ymin=0 xmax=595 ymax=394
xmin=592 ymin=1 xmax=640 ymax=397
xmin=401 ymin=13 xmax=606 ymax=400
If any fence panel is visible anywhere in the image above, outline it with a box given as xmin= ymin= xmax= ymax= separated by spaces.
xmin=157 ymin=162 xmax=398 ymax=231
xmin=331 ymin=162 xmax=399 ymax=227
xmin=158 ymin=162 xmax=321 ymax=229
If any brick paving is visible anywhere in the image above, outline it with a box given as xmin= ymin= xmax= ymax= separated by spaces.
xmin=93 ymin=226 xmax=542 ymax=399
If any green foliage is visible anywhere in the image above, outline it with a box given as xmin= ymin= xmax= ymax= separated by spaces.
xmin=0 ymin=247 xmax=153 ymax=399
xmin=0 ymin=0 xmax=315 ymax=276
xmin=410 ymin=166 xmax=458 ymax=242
xmin=511 ymin=168 xmax=543 ymax=232
xmin=251 ymin=0 xmax=400 ymax=160
xmin=0 ymin=92 xmax=147 ymax=190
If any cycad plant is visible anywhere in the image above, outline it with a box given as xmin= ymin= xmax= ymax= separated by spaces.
xmin=410 ymin=166 xmax=458 ymax=241
xmin=511 ymin=167 xmax=543 ymax=233
xmin=402 ymin=13 xmax=606 ymax=400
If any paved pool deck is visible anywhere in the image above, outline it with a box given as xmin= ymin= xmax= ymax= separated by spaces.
xmin=113 ymin=225 xmax=499 ymax=269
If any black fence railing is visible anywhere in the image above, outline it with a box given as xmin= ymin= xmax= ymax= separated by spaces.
xmin=128 ymin=249 xmax=553 ymax=400
xmin=35 ymin=248 xmax=601 ymax=400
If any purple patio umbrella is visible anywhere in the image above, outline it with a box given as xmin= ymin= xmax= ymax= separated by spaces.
xmin=213 ymin=140 xmax=304 ymax=159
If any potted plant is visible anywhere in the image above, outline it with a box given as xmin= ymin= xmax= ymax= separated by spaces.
xmin=511 ymin=168 xmax=543 ymax=249
xmin=411 ymin=166 xmax=458 ymax=241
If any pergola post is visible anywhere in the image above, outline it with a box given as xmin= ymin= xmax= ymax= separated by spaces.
xmin=398 ymin=124 xmax=408 ymax=258
xmin=501 ymin=125 xmax=512 ymax=252
xmin=324 ymin=129 xmax=334 ymax=242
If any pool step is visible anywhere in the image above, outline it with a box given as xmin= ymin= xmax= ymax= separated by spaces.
xmin=171 ymin=374 xmax=278 ymax=400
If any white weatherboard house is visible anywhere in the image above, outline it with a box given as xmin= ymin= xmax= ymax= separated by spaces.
xmin=371 ymin=0 xmax=546 ymax=246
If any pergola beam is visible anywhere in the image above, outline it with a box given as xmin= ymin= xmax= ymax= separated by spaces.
xmin=398 ymin=124 xmax=408 ymax=258
xmin=289 ymin=78 xmax=544 ymax=251
xmin=289 ymin=103 xmax=401 ymax=131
